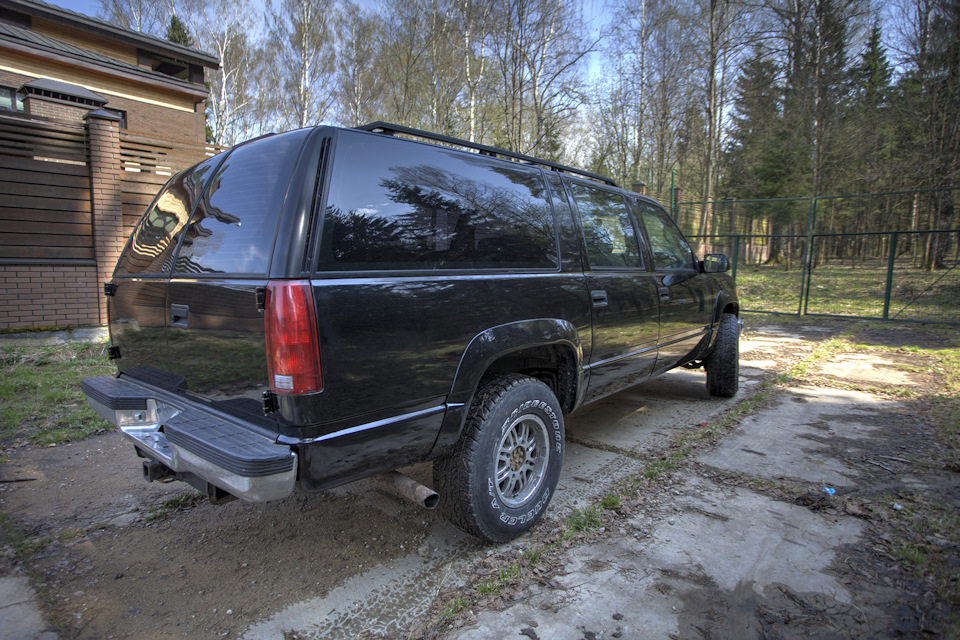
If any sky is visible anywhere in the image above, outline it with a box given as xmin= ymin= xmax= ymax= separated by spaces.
xmin=47 ymin=0 xmax=611 ymax=81
xmin=49 ymin=0 xmax=611 ymax=34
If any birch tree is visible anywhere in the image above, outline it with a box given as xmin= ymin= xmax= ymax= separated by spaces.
xmin=334 ymin=1 xmax=384 ymax=126
xmin=454 ymin=0 xmax=496 ymax=142
xmin=487 ymin=0 xmax=595 ymax=158
xmin=190 ymin=0 xmax=260 ymax=145
xmin=892 ymin=0 xmax=959 ymax=269
xmin=98 ymin=0 xmax=171 ymax=34
xmin=267 ymin=0 xmax=337 ymax=129
xmin=689 ymin=0 xmax=752 ymax=244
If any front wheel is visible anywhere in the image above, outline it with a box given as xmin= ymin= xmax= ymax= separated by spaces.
xmin=434 ymin=375 xmax=564 ymax=543
xmin=705 ymin=312 xmax=740 ymax=397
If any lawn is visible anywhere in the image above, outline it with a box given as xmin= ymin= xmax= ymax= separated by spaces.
xmin=0 ymin=343 xmax=113 ymax=447
xmin=736 ymin=260 xmax=960 ymax=324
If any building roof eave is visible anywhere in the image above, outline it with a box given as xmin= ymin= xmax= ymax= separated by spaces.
xmin=5 ymin=0 xmax=219 ymax=69
xmin=0 ymin=35 xmax=210 ymax=101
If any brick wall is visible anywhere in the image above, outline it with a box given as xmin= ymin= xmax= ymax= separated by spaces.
xmin=86 ymin=112 xmax=125 ymax=326
xmin=22 ymin=95 xmax=92 ymax=125
xmin=0 ymin=69 xmax=29 ymax=88
xmin=105 ymin=94 xmax=204 ymax=143
xmin=0 ymin=264 xmax=100 ymax=328
xmin=0 ymin=110 xmax=222 ymax=331
xmin=0 ymin=70 xmax=204 ymax=143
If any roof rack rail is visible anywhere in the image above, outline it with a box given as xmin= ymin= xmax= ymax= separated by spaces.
xmin=355 ymin=121 xmax=617 ymax=187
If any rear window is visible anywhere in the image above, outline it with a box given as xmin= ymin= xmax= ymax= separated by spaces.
xmin=172 ymin=129 xmax=310 ymax=275
xmin=114 ymin=155 xmax=220 ymax=276
xmin=320 ymin=133 xmax=558 ymax=270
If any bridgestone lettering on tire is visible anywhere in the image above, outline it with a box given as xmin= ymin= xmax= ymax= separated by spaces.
xmin=705 ymin=312 xmax=740 ymax=397
xmin=433 ymin=375 xmax=564 ymax=543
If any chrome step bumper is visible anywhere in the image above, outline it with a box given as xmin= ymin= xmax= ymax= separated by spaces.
xmin=82 ymin=375 xmax=296 ymax=502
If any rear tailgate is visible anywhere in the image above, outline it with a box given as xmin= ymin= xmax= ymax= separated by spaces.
xmin=161 ymin=129 xmax=312 ymax=423
xmin=109 ymin=156 xmax=223 ymax=389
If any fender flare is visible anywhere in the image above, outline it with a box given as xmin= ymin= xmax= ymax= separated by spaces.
xmin=430 ymin=318 xmax=585 ymax=455
xmin=713 ymin=290 xmax=739 ymax=324
xmin=707 ymin=290 xmax=740 ymax=351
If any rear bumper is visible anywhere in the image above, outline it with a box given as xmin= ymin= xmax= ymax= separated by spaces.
xmin=82 ymin=375 xmax=296 ymax=502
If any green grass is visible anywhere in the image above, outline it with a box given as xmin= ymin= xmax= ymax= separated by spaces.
xmin=565 ymin=505 xmax=602 ymax=532
xmin=736 ymin=261 xmax=959 ymax=322
xmin=438 ymin=596 xmax=468 ymax=620
xmin=476 ymin=565 xmax=522 ymax=596
xmin=0 ymin=343 xmax=113 ymax=446
xmin=0 ymin=512 xmax=48 ymax=559
xmin=600 ymin=493 xmax=621 ymax=510
xmin=144 ymin=492 xmax=204 ymax=522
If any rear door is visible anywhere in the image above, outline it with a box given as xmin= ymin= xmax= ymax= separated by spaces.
xmin=565 ymin=179 xmax=660 ymax=401
xmin=163 ymin=129 xmax=313 ymax=424
xmin=294 ymin=130 xmax=590 ymax=488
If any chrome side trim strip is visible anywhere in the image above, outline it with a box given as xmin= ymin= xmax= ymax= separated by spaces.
xmin=582 ymin=344 xmax=658 ymax=371
xmin=277 ymin=404 xmax=449 ymax=446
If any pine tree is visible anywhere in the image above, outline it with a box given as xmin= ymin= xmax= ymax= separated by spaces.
xmin=847 ymin=21 xmax=893 ymax=194
xmin=166 ymin=14 xmax=193 ymax=48
xmin=852 ymin=21 xmax=891 ymax=109
xmin=724 ymin=49 xmax=785 ymax=200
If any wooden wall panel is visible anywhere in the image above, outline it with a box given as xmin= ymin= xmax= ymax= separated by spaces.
xmin=32 ymin=18 xmax=140 ymax=66
xmin=0 ymin=128 xmax=92 ymax=260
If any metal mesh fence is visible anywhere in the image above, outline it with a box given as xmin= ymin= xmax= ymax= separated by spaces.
xmin=674 ymin=188 xmax=960 ymax=325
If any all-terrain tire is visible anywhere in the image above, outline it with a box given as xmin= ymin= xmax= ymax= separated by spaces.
xmin=705 ymin=312 xmax=740 ymax=397
xmin=433 ymin=375 xmax=564 ymax=543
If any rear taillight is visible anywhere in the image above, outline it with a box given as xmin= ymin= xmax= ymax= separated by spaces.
xmin=264 ymin=280 xmax=322 ymax=394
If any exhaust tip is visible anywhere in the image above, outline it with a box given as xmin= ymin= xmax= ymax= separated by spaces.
xmin=378 ymin=471 xmax=439 ymax=510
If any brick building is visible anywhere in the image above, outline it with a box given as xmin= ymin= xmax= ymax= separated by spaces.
xmin=0 ymin=0 xmax=220 ymax=330
xmin=0 ymin=0 xmax=216 ymax=141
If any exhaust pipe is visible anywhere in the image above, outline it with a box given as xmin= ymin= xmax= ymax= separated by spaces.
xmin=377 ymin=471 xmax=439 ymax=510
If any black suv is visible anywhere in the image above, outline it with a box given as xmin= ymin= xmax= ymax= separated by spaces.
xmin=82 ymin=122 xmax=739 ymax=542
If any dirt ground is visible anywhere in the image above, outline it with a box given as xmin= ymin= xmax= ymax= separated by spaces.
xmin=0 ymin=319 xmax=958 ymax=639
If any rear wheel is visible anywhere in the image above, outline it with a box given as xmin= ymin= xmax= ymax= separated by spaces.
xmin=434 ymin=375 xmax=564 ymax=543
xmin=705 ymin=313 xmax=740 ymax=397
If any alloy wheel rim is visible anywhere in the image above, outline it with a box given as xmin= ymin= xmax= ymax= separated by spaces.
xmin=495 ymin=413 xmax=549 ymax=508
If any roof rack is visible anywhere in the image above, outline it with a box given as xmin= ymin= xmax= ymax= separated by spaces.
xmin=355 ymin=121 xmax=617 ymax=187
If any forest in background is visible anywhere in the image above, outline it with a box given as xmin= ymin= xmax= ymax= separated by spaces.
xmin=97 ymin=0 xmax=958 ymax=270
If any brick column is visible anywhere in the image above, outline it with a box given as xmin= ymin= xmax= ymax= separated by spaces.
xmin=85 ymin=109 xmax=123 ymax=326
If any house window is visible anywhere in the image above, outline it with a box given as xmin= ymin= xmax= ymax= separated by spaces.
xmin=139 ymin=50 xmax=190 ymax=81
xmin=0 ymin=86 xmax=23 ymax=112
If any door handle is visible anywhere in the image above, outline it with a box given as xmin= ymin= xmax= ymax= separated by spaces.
xmin=591 ymin=290 xmax=608 ymax=308
xmin=658 ymin=287 xmax=670 ymax=301
xmin=170 ymin=304 xmax=189 ymax=328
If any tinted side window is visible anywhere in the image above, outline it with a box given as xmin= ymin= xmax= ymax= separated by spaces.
xmin=635 ymin=201 xmax=696 ymax=270
xmin=115 ymin=156 xmax=220 ymax=276
xmin=321 ymin=134 xmax=558 ymax=270
xmin=569 ymin=182 xmax=642 ymax=269
xmin=173 ymin=129 xmax=310 ymax=275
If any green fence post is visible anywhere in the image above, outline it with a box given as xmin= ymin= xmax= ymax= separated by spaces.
xmin=732 ymin=235 xmax=740 ymax=281
xmin=670 ymin=169 xmax=677 ymax=222
xmin=800 ymin=197 xmax=818 ymax=316
xmin=882 ymin=232 xmax=898 ymax=320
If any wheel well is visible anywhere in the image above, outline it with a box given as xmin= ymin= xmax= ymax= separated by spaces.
xmin=717 ymin=301 xmax=739 ymax=322
xmin=483 ymin=344 xmax=578 ymax=414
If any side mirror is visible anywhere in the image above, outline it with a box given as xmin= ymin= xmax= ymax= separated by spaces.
xmin=701 ymin=253 xmax=730 ymax=273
